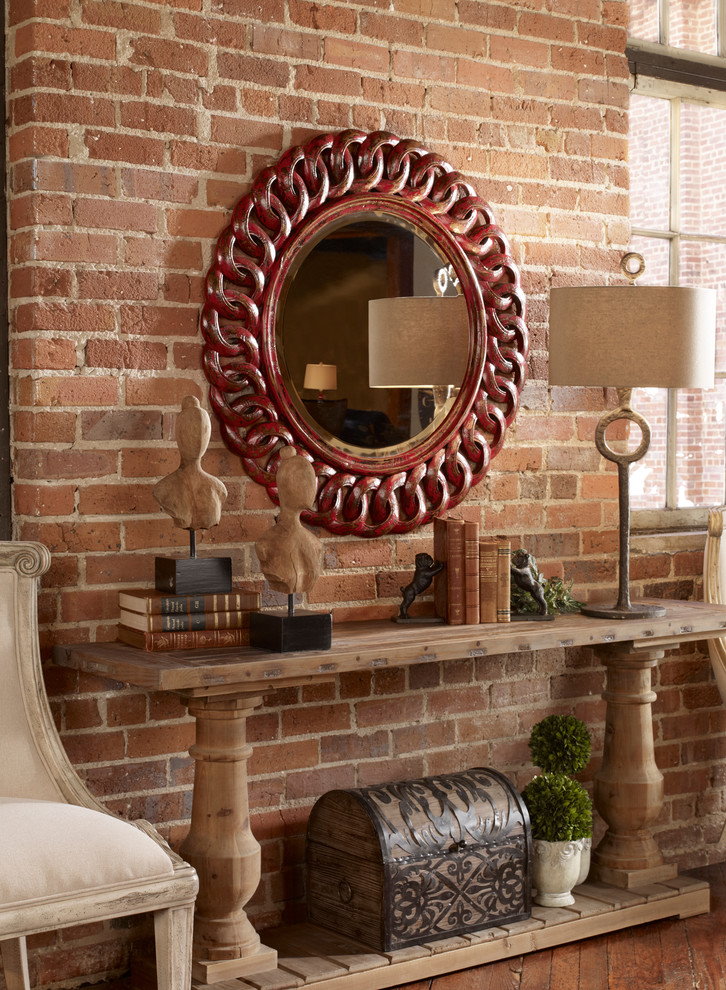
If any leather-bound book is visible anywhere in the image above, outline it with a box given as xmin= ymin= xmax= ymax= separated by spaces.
xmin=464 ymin=521 xmax=480 ymax=625
xmin=446 ymin=519 xmax=466 ymax=625
xmin=496 ymin=538 xmax=512 ymax=623
xmin=479 ymin=538 xmax=499 ymax=624
xmin=118 ymin=625 xmax=250 ymax=652
xmin=433 ymin=516 xmax=449 ymax=622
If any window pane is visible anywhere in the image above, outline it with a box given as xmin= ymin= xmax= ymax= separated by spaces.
xmin=629 ymin=235 xmax=670 ymax=285
xmin=680 ymin=103 xmax=726 ymax=237
xmin=630 ymin=95 xmax=671 ymax=231
xmin=679 ymin=240 xmax=726 ymax=373
xmin=629 ymin=0 xmax=660 ymax=41
xmin=631 ymin=388 xmax=668 ymax=509
xmin=670 ymin=0 xmax=718 ymax=54
xmin=676 ymin=380 xmax=726 ymax=506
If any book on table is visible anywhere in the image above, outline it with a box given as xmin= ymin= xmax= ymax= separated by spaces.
xmin=118 ymin=587 xmax=259 ymax=616
xmin=117 ymin=625 xmax=251 ymax=652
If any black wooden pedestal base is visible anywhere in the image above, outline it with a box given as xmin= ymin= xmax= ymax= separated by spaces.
xmin=250 ymin=610 xmax=332 ymax=653
xmin=155 ymin=556 xmax=232 ymax=595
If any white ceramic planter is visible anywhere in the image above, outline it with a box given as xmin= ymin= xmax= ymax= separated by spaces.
xmin=532 ymin=837 xmax=590 ymax=907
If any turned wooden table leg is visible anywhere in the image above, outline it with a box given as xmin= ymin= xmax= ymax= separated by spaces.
xmin=590 ymin=643 xmax=677 ymax=889
xmin=179 ymin=693 xmax=277 ymax=985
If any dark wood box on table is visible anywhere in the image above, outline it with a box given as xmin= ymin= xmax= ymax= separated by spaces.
xmin=306 ymin=767 xmax=532 ymax=951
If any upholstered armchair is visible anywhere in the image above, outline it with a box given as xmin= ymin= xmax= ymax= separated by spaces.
xmin=0 ymin=542 xmax=198 ymax=989
xmin=704 ymin=507 xmax=726 ymax=704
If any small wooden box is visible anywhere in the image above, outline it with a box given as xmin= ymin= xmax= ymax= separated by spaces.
xmin=306 ymin=767 xmax=532 ymax=951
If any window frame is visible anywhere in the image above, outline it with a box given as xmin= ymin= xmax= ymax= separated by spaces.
xmin=628 ymin=31 xmax=726 ymax=531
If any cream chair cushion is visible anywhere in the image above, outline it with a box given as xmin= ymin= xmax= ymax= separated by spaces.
xmin=0 ymin=798 xmax=174 ymax=904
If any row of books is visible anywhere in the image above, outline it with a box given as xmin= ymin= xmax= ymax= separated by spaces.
xmin=433 ymin=517 xmax=511 ymax=625
xmin=118 ymin=587 xmax=260 ymax=651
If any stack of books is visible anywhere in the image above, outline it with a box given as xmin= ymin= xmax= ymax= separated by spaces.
xmin=118 ymin=587 xmax=261 ymax=651
xmin=433 ymin=517 xmax=511 ymax=625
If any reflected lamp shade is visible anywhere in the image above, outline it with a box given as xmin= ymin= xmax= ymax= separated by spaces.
xmin=304 ymin=363 xmax=337 ymax=392
xmin=368 ymin=295 xmax=469 ymax=388
xmin=548 ymin=286 xmax=717 ymax=388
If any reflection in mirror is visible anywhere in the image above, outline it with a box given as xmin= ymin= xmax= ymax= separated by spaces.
xmin=277 ymin=216 xmax=468 ymax=458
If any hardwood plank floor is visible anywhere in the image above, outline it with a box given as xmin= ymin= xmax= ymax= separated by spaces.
xmin=90 ymin=863 xmax=726 ymax=990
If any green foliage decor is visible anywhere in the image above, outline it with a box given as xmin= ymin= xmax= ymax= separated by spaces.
xmin=510 ymin=552 xmax=583 ymax=615
xmin=522 ymin=714 xmax=593 ymax=841
xmin=522 ymin=773 xmax=592 ymax=842
xmin=529 ymin=714 xmax=591 ymax=775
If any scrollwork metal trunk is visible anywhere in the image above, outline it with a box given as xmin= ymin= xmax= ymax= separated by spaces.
xmin=306 ymin=767 xmax=532 ymax=951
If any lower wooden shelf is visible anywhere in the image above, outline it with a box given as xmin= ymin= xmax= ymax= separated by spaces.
xmin=196 ymin=875 xmax=708 ymax=990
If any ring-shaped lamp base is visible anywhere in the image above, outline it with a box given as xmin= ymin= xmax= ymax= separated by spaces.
xmin=587 ymin=390 xmax=666 ymax=620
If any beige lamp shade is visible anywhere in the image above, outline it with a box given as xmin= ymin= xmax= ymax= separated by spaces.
xmin=368 ymin=295 xmax=469 ymax=388
xmin=304 ymin=363 xmax=337 ymax=392
xmin=549 ymin=286 xmax=716 ymax=387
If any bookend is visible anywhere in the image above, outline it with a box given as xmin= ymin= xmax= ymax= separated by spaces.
xmin=250 ymin=596 xmax=332 ymax=652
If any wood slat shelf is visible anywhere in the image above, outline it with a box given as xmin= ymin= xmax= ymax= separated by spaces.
xmin=199 ymin=876 xmax=708 ymax=990
xmin=54 ymin=599 xmax=726 ymax=696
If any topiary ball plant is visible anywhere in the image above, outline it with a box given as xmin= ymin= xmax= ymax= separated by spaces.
xmin=529 ymin=714 xmax=591 ymax=775
xmin=521 ymin=773 xmax=592 ymax=842
xmin=522 ymin=713 xmax=593 ymax=843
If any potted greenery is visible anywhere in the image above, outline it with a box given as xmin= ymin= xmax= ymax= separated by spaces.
xmin=522 ymin=714 xmax=593 ymax=907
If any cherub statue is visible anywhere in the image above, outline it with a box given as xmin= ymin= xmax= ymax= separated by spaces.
xmin=153 ymin=396 xmax=228 ymax=549
xmin=510 ymin=549 xmax=548 ymax=616
xmin=396 ymin=553 xmax=445 ymax=622
xmin=255 ymin=447 xmax=323 ymax=596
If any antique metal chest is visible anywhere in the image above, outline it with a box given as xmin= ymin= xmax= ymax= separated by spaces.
xmin=306 ymin=767 xmax=532 ymax=951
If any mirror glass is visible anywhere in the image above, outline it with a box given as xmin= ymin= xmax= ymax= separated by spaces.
xmin=276 ymin=214 xmax=469 ymax=459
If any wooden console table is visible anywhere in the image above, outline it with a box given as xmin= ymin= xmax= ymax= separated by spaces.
xmin=55 ymin=599 xmax=726 ymax=988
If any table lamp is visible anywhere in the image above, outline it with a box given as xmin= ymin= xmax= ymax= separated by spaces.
xmin=549 ymin=253 xmax=716 ymax=620
xmin=304 ymin=362 xmax=337 ymax=399
xmin=368 ymin=294 xmax=468 ymax=417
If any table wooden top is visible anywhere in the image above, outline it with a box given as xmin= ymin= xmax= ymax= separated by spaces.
xmin=53 ymin=599 xmax=726 ymax=697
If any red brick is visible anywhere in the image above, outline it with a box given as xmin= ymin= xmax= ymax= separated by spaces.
xmin=9 ymin=125 xmax=69 ymax=161
xmin=21 ymin=375 xmax=119 ymax=408
xmin=120 ymin=305 xmax=198 ymax=338
xmin=21 ymin=520 xmax=121 ymax=554
xmin=79 ymin=483 xmax=158 ymax=515
xmin=12 ymin=337 xmax=77 ymax=371
xmin=355 ymin=695 xmax=424 ymax=728
xmin=11 ymin=266 xmax=73 ymax=299
xmin=14 ymin=301 xmax=115 ymax=333
xmin=15 ymin=23 xmax=117 ymax=60
xmin=11 ymin=55 xmax=72 ymax=93
xmin=294 ymin=64 xmax=362 ymax=97
xmin=9 ymin=0 xmax=72 ymax=23
xmin=120 ymin=101 xmax=198 ymax=136
xmin=74 ymin=198 xmax=158 ymax=233
xmin=308 ymin=573 xmax=376 ymax=604
xmin=85 ymin=130 xmax=166 ymax=167
xmin=13 ymin=92 xmax=115 ymax=128
xmin=325 ymin=37 xmax=389 ymax=73
xmin=60 ymin=730 xmax=126 ymax=764
xmin=128 ymin=36 xmax=208 ymax=75
xmin=71 ymin=61 xmax=144 ymax=96
xmin=81 ymin=0 xmax=163 ymax=33
xmin=14 ymin=483 xmax=75 ymax=517
xmin=121 ymin=169 xmax=198 ymax=204
xmin=289 ymin=0 xmax=355 ymax=32
xmin=251 ymin=739 xmax=319 ymax=776
xmin=13 ymin=410 xmax=77 ymax=443
xmin=29 ymin=232 xmax=119 ymax=265
xmin=125 ymin=376 xmax=201 ymax=407
xmin=127 ymin=722 xmax=195 ymax=758
xmin=14 ymin=448 xmax=117 ymax=482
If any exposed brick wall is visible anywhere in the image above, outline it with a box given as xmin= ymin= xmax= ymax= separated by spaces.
xmin=6 ymin=0 xmax=726 ymax=986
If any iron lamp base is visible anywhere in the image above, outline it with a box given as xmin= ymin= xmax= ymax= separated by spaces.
xmin=581 ymin=602 xmax=667 ymax=621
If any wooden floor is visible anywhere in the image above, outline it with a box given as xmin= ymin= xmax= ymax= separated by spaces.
xmin=93 ymin=862 xmax=726 ymax=990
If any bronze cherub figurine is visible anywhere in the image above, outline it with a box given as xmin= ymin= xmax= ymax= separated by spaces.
xmin=395 ymin=552 xmax=445 ymax=623
xmin=510 ymin=549 xmax=553 ymax=621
